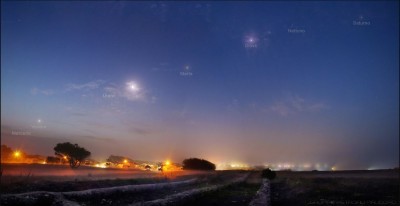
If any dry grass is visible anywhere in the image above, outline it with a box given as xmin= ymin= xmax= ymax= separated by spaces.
xmin=271 ymin=171 xmax=399 ymax=206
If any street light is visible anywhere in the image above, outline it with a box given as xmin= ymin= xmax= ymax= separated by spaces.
xmin=14 ymin=151 xmax=21 ymax=158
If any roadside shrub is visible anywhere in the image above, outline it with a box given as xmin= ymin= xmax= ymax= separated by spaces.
xmin=182 ymin=158 xmax=216 ymax=171
xmin=261 ymin=168 xmax=276 ymax=180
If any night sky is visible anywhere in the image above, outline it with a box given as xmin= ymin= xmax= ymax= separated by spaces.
xmin=1 ymin=1 xmax=398 ymax=170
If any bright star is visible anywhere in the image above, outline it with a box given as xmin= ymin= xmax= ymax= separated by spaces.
xmin=244 ymin=34 xmax=258 ymax=48
xmin=127 ymin=81 xmax=139 ymax=92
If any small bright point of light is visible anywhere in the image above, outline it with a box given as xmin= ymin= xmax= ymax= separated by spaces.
xmin=331 ymin=167 xmax=336 ymax=171
xmin=130 ymin=84 xmax=138 ymax=90
xmin=249 ymin=38 xmax=254 ymax=42
xmin=63 ymin=156 xmax=67 ymax=159
xmin=37 ymin=119 xmax=41 ymax=123
xmin=14 ymin=151 xmax=21 ymax=157
xmin=165 ymin=160 xmax=171 ymax=166
xmin=124 ymin=159 xmax=128 ymax=163
xmin=127 ymin=81 xmax=139 ymax=92
xmin=185 ymin=65 xmax=190 ymax=70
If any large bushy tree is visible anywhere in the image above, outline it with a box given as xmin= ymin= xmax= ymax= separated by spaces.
xmin=182 ymin=158 xmax=216 ymax=171
xmin=54 ymin=142 xmax=91 ymax=168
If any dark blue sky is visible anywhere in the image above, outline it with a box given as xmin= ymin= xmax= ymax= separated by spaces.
xmin=1 ymin=1 xmax=398 ymax=170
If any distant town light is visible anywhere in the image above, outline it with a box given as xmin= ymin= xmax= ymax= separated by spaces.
xmin=165 ymin=160 xmax=171 ymax=166
xmin=14 ymin=151 xmax=21 ymax=158
xmin=124 ymin=159 xmax=128 ymax=163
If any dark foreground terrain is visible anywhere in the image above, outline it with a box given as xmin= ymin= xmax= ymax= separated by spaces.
xmin=272 ymin=170 xmax=399 ymax=206
xmin=1 ymin=164 xmax=398 ymax=206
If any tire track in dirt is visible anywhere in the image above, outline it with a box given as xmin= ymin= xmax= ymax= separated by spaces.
xmin=249 ymin=179 xmax=270 ymax=206
xmin=0 ymin=178 xmax=198 ymax=206
xmin=131 ymin=173 xmax=250 ymax=206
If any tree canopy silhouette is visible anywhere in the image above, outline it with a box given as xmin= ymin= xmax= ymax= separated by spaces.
xmin=182 ymin=158 xmax=216 ymax=171
xmin=54 ymin=142 xmax=90 ymax=168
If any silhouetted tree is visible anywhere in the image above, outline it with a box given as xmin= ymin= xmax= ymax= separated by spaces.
xmin=261 ymin=168 xmax=276 ymax=180
xmin=54 ymin=142 xmax=90 ymax=168
xmin=182 ymin=158 xmax=216 ymax=171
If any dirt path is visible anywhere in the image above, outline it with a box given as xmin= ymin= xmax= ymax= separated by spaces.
xmin=249 ymin=179 xmax=270 ymax=206
xmin=131 ymin=173 xmax=250 ymax=206
xmin=1 ymin=171 xmax=251 ymax=206
xmin=0 ymin=178 xmax=199 ymax=206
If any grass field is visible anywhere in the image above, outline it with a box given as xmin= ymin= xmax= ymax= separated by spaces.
xmin=1 ymin=164 xmax=399 ymax=206
xmin=271 ymin=170 xmax=399 ymax=206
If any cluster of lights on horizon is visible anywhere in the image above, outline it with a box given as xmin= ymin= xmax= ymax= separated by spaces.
xmin=6 ymin=148 xmax=391 ymax=171
xmin=216 ymin=161 xmax=339 ymax=171
xmin=4 ymin=148 xmax=351 ymax=172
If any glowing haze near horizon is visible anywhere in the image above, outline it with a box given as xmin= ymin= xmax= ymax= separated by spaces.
xmin=1 ymin=1 xmax=398 ymax=170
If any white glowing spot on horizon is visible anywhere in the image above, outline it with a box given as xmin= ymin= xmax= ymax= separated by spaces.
xmin=37 ymin=119 xmax=41 ymax=123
